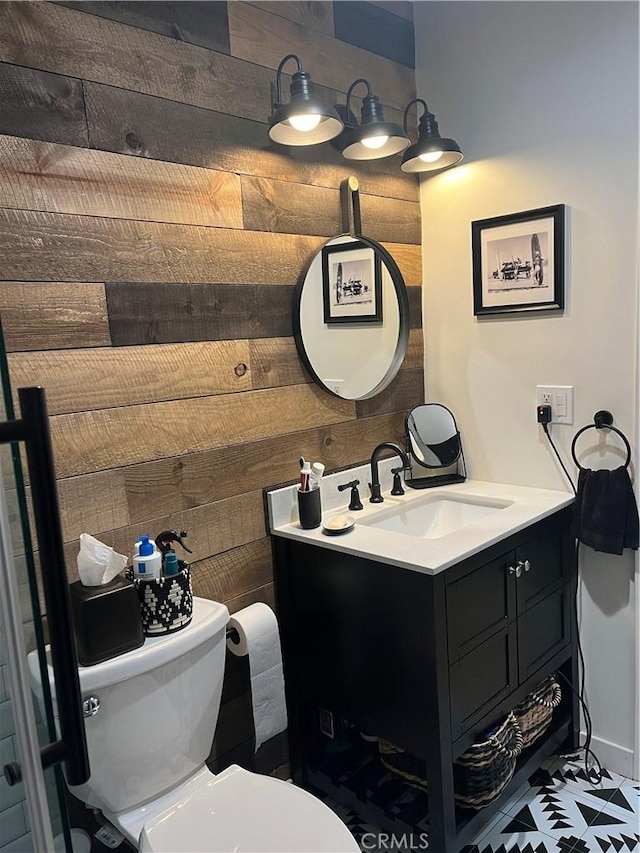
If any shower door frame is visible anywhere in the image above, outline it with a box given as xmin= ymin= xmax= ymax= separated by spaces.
xmin=0 ymin=481 xmax=56 ymax=852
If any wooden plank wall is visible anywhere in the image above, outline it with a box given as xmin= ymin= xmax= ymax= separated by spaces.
xmin=0 ymin=0 xmax=422 ymax=769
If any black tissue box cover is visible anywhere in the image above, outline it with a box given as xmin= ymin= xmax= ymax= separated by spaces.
xmin=70 ymin=575 xmax=144 ymax=666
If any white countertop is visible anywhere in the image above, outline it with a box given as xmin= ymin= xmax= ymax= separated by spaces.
xmin=267 ymin=463 xmax=574 ymax=575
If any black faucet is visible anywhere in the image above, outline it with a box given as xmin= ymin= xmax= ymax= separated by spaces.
xmin=369 ymin=443 xmax=411 ymax=503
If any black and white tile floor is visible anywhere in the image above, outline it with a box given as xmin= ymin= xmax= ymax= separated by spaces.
xmin=327 ymin=758 xmax=639 ymax=853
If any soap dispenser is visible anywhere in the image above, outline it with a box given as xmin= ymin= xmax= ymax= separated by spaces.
xmin=133 ymin=535 xmax=162 ymax=580
xmin=134 ymin=535 xmax=160 ymax=557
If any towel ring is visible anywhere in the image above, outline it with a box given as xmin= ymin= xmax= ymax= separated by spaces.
xmin=571 ymin=410 xmax=632 ymax=471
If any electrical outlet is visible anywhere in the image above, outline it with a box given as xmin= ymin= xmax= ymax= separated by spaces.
xmin=536 ymin=385 xmax=574 ymax=424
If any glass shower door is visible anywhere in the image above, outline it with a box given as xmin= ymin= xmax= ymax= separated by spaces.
xmin=0 ymin=324 xmax=76 ymax=853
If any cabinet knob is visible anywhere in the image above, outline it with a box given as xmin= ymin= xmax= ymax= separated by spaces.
xmin=508 ymin=564 xmax=522 ymax=578
xmin=522 ymin=559 xmax=531 ymax=572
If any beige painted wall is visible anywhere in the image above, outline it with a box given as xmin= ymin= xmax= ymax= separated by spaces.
xmin=414 ymin=1 xmax=639 ymax=777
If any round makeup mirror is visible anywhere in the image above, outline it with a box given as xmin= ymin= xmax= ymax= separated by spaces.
xmin=407 ymin=404 xmax=461 ymax=467
xmin=293 ymin=235 xmax=409 ymax=400
xmin=405 ymin=403 xmax=466 ymax=488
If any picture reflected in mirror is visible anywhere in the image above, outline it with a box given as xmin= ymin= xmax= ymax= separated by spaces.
xmin=322 ymin=240 xmax=382 ymax=324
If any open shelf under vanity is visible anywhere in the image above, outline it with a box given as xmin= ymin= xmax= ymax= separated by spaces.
xmin=305 ymin=714 xmax=572 ymax=849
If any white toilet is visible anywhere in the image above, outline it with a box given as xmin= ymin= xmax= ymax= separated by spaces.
xmin=29 ymin=597 xmax=359 ymax=852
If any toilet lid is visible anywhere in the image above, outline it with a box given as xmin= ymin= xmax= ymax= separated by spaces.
xmin=139 ymin=765 xmax=360 ymax=853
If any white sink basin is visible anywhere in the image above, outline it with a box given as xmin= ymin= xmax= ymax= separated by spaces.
xmin=359 ymin=493 xmax=513 ymax=539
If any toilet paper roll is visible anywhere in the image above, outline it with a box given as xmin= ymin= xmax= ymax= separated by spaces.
xmin=226 ymin=603 xmax=288 ymax=752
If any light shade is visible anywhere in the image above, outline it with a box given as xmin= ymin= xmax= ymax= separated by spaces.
xmin=337 ymin=79 xmax=409 ymax=161
xmin=400 ymin=98 xmax=463 ymax=173
xmin=269 ymin=54 xmax=343 ymax=146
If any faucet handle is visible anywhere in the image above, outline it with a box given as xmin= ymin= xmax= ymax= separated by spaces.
xmin=338 ymin=479 xmax=363 ymax=511
xmin=390 ymin=465 xmax=411 ymax=496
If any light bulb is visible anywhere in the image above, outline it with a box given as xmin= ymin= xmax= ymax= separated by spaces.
xmin=361 ymin=134 xmax=389 ymax=150
xmin=288 ymin=113 xmax=321 ymax=132
xmin=419 ymin=150 xmax=443 ymax=163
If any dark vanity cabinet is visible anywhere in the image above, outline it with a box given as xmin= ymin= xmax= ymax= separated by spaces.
xmin=273 ymin=506 xmax=578 ymax=852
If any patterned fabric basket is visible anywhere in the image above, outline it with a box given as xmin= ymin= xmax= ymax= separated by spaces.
xmin=453 ymin=711 xmax=524 ymax=808
xmin=126 ymin=565 xmax=193 ymax=636
xmin=379 ymin=711 xmax=524 ymax=810
xmin=513 ymin=675 xmax=561 ymax=749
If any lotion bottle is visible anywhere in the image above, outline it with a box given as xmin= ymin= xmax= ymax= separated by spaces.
xmin=133 ymin=535 xmax=162 ymax=580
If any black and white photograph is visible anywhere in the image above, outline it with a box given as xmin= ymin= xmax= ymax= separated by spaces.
xmin=322 ymin=240 xmax=382 ymax=324
xmin=472 ymin=205 xmax=565 ymax=315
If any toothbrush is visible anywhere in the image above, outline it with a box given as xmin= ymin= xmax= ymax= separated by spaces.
xmin=300 ymin=459 xmax=311 ymax=491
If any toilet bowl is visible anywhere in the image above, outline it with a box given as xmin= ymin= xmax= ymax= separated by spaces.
xmin=29 ymin=597 xmax=359 ymax=852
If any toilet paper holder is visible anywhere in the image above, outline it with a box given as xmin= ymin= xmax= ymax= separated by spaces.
xmin=226 ymin=626 xmax=240 ymax=644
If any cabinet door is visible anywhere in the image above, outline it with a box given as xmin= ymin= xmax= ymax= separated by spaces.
xmin=515 ymin=531 xmax=564 ymax=615
xmin=518 ymin=586 xmax=571 ymax=682
xmin=447 ymin=551 xmax=516 ymax=662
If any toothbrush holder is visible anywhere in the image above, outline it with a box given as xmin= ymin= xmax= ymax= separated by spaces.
xmin=298 ymin=487 xmax=322 ymax=529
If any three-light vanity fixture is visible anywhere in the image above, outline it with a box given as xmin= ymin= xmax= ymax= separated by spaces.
xmin=268 ymin=54 xmax=463 ymax=173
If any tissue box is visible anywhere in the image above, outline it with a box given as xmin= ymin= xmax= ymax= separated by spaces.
xmin=70 ymin=575 xmax=144 ymax=666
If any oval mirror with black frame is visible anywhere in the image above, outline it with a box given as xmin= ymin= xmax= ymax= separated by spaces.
xmin=293 ymin=234 xmax=410 ymax=401
xmin=405 ymin=403 xmax=467 ymax=489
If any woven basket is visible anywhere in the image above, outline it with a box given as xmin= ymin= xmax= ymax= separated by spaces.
xmin=378 ymin=711 xmax=524 ymax=809
xmin=514 ymin=675 xmax=561 ymax=749
xmin=379 ymin=740 xmax=428 ymax=792
xmin=453 ymin=711 xmax=524 ymax=808
xmin=126 ymin=564 xmax=193 ymax=636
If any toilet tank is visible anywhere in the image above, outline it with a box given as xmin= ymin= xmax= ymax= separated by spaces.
xmin=30 ymin=597 xmax=229 ymax=814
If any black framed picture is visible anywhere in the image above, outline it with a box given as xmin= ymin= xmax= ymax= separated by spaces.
xmin=472 ymin=204 xmax=565 ymax=316
xmin=322 ymin=240 xmax=382 ymax=324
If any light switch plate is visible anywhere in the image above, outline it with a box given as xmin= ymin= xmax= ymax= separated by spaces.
xmin=536 ymin=385 xmax=574 ymax=424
